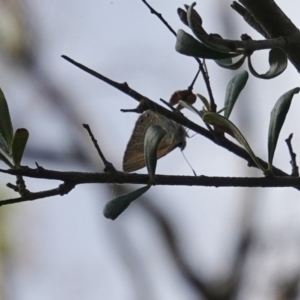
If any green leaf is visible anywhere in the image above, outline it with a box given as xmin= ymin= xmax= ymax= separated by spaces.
xmin=0 ymin=89 xmax=13 ymax=151
xmin=186 ymin=3 xmax=239 ymax=54
xmin=178 ymin=100 xmax=203 ymax=118
xmin=175 ymin=30 xmax=238 ymax=59
xmin=103 ymin=185 xmax=151 ymax=220
xmin=268 ymin=87 xmax=300 ymax=171
xmin=248 ymin=48 xmax=287 ymax=79
xmin=224 ymin=71 xmax=249 ymax=118
xmin=0 ymin=149 xmax=13 ymax=167
xmin=11 ymin=128 xmax=29 ymax=166
xmin=177 ymin=8 xmax=189 ymax=27
xmin=197 ymin=94 xmax=210 ymax=111
xmin=144 ymin=125 xmax=166 ymax=181
xmin=0 ymin=134 xmax=9 ymax=156
xmin=202 ymin=112 xmax=266 ymax=172
xmin=215 ymin=55 xmax=247 ymax=70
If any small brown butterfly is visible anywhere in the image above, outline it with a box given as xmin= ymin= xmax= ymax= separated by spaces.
xmin=123 ymin=110 xmax=187 ymax=172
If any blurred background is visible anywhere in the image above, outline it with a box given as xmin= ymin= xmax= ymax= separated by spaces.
xmin=0 ymin=0 xmax=300 ymax=299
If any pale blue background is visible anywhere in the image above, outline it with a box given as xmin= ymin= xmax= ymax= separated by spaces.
xmin=0 ymin=1 xmax=300 ymax=299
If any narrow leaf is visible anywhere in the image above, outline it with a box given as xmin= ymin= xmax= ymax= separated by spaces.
xmin=268 ymin=87 xmax=300 ymax=170
xmin=0 ymin=89 xmax=13 ymax=150
xmin=177 ymin=8 xmax=189 ymax=26
xmin=186 ymin=3 xmax=238 ymax=54
xmin=248 ymin=48 xmax=287 ymax=79
xmin=203 ymin=112 xmax=266 ymax=172
xmin=215 ymin=55 xmax=246 ymax=70
xmin=103 ymin=185 xmax=151 ymax=220
xmin=176 ymin=30 xmax=238 ymax=59
xmin=0 ymin=149 xmax=13 ymax=167
xmin=0 ymin=134 xmax=9 ymax=156
xmin=197 ymin=94 xmax=210 ymax=111
xmin=224 ymin=71 xmax=249 ymax=118
xmin=11 ymin=128 xmax=29 ymax=166
xmin=144 ymin=125 xmax=166 ymax=181
xmin=178 ymin=100 xmax=203 ymax=118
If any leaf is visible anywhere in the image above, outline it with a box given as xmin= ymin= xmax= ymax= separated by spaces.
xmin=202 ymin=112 xmax=266 ymax=172
xmin=224 ymin=71 xmax=249 ymax=118
xmin=0 ymin=134 xmax=9 ymax=156
xmin=144 ymin=125 xmax=166 ymax=181
xmin=248 ymin=48 xmax=287 ymax=79
xmin=215 ymin=55 xmax=247 ymax=70
xmin=103 ymin=185 xmax=151 ymax=220
xmin=0 ymin=149 xmax=13 ymax=167
xmin=186 ymin=3 xmax=238 ymax=54
xmin=11 ymin=128 xmax=29 ymax=166
xmin=178 ymin=100 xmax=203 ymax=118
xmin=197 ymin=94 xmax=210 ymax=111
xmin=176 ymin=30 xmax=238 ymax=60
xmin=0 ymin=89 xmax=13 ymax=151
xmin=268 ymin=87 xmax=300 ymax=171
xmin=177 ymin=8 xmax=189 ymax=27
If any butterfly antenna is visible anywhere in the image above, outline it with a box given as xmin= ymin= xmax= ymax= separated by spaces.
xmin=181 ymin=151 xmax=197 ymax=176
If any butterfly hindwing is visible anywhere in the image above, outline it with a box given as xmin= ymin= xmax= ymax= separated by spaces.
xmin=123 ymin=111 xmax=186 ymax=172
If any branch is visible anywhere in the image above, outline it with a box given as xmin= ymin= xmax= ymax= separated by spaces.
xmin=0 ymin=182 xmax=75 ymax=206
xmin=231 ymin=2 xmax=268 ymax=39
xmin=238 ymin=0 xmax=298 ymax=37
xmin=61 ymin=55 xmax=212 ymax=138
xmin=83 ymin=124 xmax=116 ymax=172
xmin=285 ymin=133 xmax=299 ymax=177
xmin=204 ymin=35 xmax=287 ymax=52
xmin=237 ymin=0 xmax=300 ymax=72
xmin=180 ymin=3 xmax=289 ymax=53
xmin=61 ymin=55 xmax=290 ymax=177
xmin=140 ymin=0 xmax=217 ymax=111
xmin=1 ymin=167 xmax=300 ymax=188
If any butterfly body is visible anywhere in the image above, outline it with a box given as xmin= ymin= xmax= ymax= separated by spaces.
xmin=123 ymin=110 xmax=186 ymax=172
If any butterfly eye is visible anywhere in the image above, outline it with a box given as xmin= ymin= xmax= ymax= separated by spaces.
xmin=177 ymin=140 xmax=186 ymax=150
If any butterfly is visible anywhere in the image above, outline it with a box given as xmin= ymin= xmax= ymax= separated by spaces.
xmin=123 ymin=110 xmax=186 ymax=172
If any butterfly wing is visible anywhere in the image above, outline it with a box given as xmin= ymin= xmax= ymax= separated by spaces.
xmin=123 ymin=111 xmax=186 ymax=172
xmin=123 ymin=111 xmax=155 ymax=172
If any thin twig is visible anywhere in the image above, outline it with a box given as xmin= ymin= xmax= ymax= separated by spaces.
xmin=188 ymin=67 xmax=201 ymax=92
xmin=7 ymin=181 xmax=30 ymax=196
xmin=285 ymin=133 xmax=299 ymax=177
xmin=61 ymin=55 xmax=293 ymax=176
xmin=83 ymin=124 xmax=116 ymax=173
xmin=62 ymin=55 xmax=211 ymax=137
xmin=121 ymin=98 xmax=150 ymax=114
xmin=140 ymin=0 xmax=216 ymax=111
xmin=160 ymin=99 xmax=177 ymax=112
xmin=141 ymin=0 xmax=177 ymax=36
xmin=0 ymin=182 xmax=75 ymax=207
